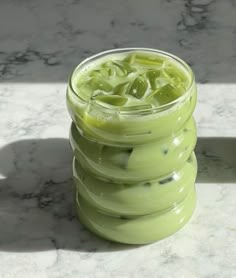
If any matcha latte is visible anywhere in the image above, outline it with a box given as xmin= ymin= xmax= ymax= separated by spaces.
xmin=67 ymin=48 xmax=197 ymax=244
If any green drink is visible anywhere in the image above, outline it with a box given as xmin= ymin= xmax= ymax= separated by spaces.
xmin=67 ymin=48 xmax=197 ymax=244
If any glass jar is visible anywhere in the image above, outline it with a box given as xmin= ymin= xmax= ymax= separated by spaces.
xmin=66 ymin=48 xmax=197 ymax=244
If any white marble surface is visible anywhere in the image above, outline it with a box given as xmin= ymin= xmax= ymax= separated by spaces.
xmin=0 ymin=0 xmax=236 ymax=277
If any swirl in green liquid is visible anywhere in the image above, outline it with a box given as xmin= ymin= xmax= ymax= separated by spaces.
xmin=67 ymin=49 xmax=197 ymax=244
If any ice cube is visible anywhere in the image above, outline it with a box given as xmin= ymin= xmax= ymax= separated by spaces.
xmin=127 ymin=76 xmax=148 ymax=99
xmin=111 ymin=60 xmax=135 ymax=76
xmin=123 ymin=53 xmax=136 ymax=64
xmin=148 ymin=84 xmax=183 ymax=106
xmin=146 ymin=69 xmax=161 ymax=89
xmin=104 ymin=61 xmax=126 ymax=77
xmin=89 ymin=77 xmax=113 ymax=92
xmin=156 ymin=77 xmax=169 ymax=87
xmin=77 ymin=84 xmax=93 ymax=101
xmin=162 ymin=63 xmax=186 ymax=83
xmin=94 ymin=95 xmax=128 ymax=106
xmin=133 ymin=53 xmax=164 ymax=67
xmin=120 ymin=103 xmax=153 ymax=113
xmin=113 ymin=82 xmax=129 ymax=96
xmin=89 ymin=68 xmax=109 ymax=79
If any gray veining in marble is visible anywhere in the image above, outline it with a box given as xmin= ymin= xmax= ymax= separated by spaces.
xmin=0 ymin=0 xmax=236 ymax=83
xmin=0 ymin=1 xmax=236 ymax=277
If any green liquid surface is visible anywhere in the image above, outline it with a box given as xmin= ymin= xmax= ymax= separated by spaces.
xmin=74 ymin=51 xmax=190 ymax=108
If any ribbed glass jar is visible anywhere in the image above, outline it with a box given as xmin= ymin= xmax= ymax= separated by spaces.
xmin=66 ymin=48 xmax=197 ymax=244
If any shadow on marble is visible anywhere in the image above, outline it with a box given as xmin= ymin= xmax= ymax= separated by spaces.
xmin=196 ymin=137 xmax=236 ymax=183
xmin=0 ymin=138 xmax=141 ymax=253
xmin=0 ymin=137 xmax=235 ymax=252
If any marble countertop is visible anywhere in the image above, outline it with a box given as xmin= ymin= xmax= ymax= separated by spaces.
xmin=0 ymin=1 xmax=236 ymax=277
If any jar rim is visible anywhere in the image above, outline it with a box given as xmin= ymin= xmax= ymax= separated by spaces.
xmin=68 ymin=47 xmax=195 ymax=115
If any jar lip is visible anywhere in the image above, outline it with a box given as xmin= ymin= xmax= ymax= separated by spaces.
xmin=68 ymin=47 xmax=195 ymax=115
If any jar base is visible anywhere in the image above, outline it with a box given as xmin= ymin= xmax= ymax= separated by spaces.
xmin=75 ymin=188 xmax=196 ymax=245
